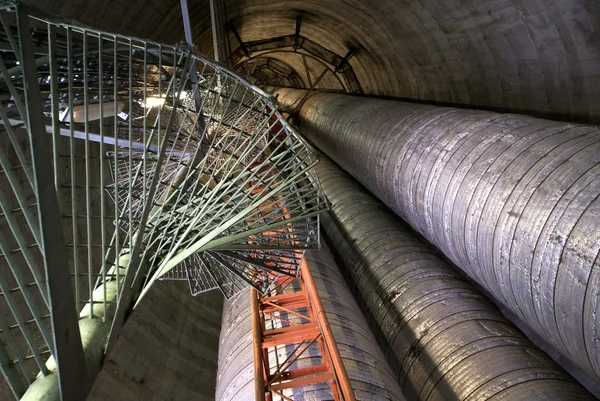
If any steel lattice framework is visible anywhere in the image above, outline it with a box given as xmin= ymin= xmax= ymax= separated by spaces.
xmin=251 ymin=260 xmax=356 ymax=401
xmin=0 ymin=1 xmax=327 ymax=399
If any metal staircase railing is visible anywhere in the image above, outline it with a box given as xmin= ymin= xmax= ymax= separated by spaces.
xmin=0 ymin=1 xmax=327 ymax=399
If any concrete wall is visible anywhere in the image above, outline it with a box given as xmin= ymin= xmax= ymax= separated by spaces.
xmin=88 ymin=282 xmax=223 ymax=401
xmin=30 ymin=0 xmax=600 ymax=123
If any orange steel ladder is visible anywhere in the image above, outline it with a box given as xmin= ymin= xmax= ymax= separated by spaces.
xmin=251 ymin=258 xmax=356 ymax=401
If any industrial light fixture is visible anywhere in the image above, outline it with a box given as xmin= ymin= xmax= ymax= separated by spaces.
xmin=142 ymin=90 xmax=190 ymax=108
xmin=143 ymin=95 xmax=166 ymax=108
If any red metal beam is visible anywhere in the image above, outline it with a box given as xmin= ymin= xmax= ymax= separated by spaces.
xmin=251 ymin=288 xmax=267 ymax=401
xmin=301 ymin=259 xmax=356 ymax=401
xmin=251 ymin=254 xmax=357 ymax=400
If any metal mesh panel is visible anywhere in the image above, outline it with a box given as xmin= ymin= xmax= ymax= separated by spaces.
xmin=0 ymin=2 xmax=327 ymax=398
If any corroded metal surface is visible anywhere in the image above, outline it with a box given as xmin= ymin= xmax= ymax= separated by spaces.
xmin=314 ymin=155 xmax=594 ymax=400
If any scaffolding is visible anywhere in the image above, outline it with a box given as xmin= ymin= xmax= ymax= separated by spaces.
xmin=0 ymin=1 xmax=327 ymax=399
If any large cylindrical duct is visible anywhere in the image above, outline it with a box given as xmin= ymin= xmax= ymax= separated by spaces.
xmin=314 ymin=156 xmax=594 ymax=400
xmin=270 ymin=87 xmax=600 ymax=383
xmin=215 ymin=249 xmax=404 ymax=400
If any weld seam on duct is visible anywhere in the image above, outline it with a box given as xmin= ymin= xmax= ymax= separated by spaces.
xmin=311 ymin=156 xmax=593 ymax=400
xmin=270 ymin=87 xmax=600 ymax=383
xmin=215 ymin=248 xmax=405 ymax=401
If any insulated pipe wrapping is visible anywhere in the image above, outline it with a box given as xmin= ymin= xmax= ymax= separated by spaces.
xmin=215 ymin=288 xmax=255 ymax=401
xmin=314 ymin=156 xmax=594 ymax=400
xmin=215 ymin=249 xmax=404 ymax=401
xmin=270 ymin=87 xmax=600 ymax=383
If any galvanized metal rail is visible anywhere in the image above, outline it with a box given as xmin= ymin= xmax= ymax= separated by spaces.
xmin=251 ymin=258 xmax=356 ymax=401
xmin=0 ymin=2 xmax=327 ymax=399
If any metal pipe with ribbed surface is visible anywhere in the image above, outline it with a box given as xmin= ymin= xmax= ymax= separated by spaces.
xmin=215 ymin=248 xmax=405 ymax=401
xmin=269 ymin=87 xmax=600 ymax=384
xmin=314 ymin=155 xmax=594 ymax=400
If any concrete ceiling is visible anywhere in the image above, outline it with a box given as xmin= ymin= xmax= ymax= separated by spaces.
xmin=31 ymin=0 xmax=600 ymax=124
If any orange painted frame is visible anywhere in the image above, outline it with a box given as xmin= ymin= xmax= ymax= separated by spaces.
xmin=251 ymin=258 xmax=356 ymax=401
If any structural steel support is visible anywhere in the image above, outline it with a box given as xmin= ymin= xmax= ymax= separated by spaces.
xmin=0 ymin=4 xmax=327 ymax=399
xmin=302 ymin=55 xmax=312 ymax=87
xmin=300 ymin=259 xmax=354 ymax=400
xmin=289 ymin=48 xmax=359 ymax=118
xmin=243 ymin=52 xmax=345 ymax=89
xmin=229 ymin=32 xmax=363 ymax=94
xmin=180 ymin=0 xmax=203 ymax=115
xmin=250 ymin=288 xmax=266 ymax=401
xmin=230 ymin=23 xmax=251 ymax=59
xmin=180 ymin=0 xmax=194 ymax=46
xmin=293 ymin=16 xmax=302 ymax=51
xmin=209 ymin=0 xmax=229 ymax=65
xmin=251 ymin=259 xmax=356 ymax=401
xmin=16 ymin=6 xmax=88 ymax=400
xmin=217 ymin=246 xmax=406 ymax=400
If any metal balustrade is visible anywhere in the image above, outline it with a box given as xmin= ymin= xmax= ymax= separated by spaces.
xmin=0 ymin=1 xmax=327 ymax=398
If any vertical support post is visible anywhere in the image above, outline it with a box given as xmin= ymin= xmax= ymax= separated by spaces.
xmin=250 ymin=288 xmax=267 ymax=401
xmin=208 ymin=0 xmax=220 ymax=62
xmin=180 ymin=0 xmax=194 ymax=46
xmin=294 ymin=15 xmax=302 ymax=52
xmin=180 ymin=0 xmax=203 ymax=115
xmin=16 ymin=5 xmax=89 ymax=400
xmin=209 ymin=0 xmax=229 ymax=64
